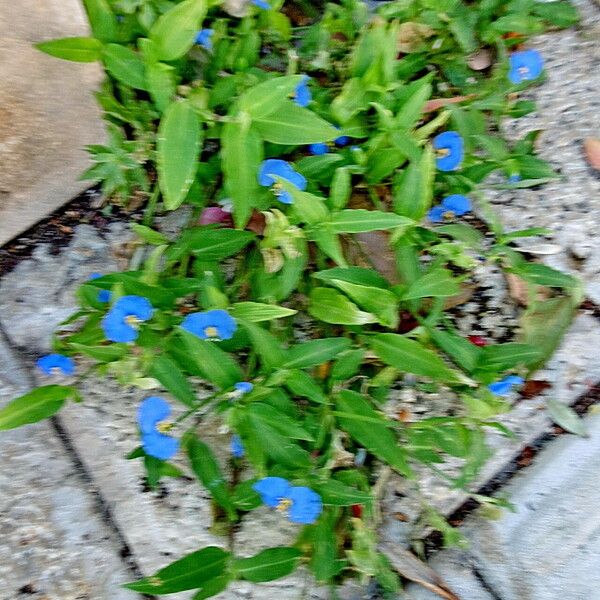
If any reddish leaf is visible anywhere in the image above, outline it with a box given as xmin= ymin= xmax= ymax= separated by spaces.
xmin=584 ymin=138 xmax=600 ymax=171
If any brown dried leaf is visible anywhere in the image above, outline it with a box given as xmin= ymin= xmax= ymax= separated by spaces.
xmin=423 ymin=95 xmax=475 ymax=113
xmin=379 ymin=542 xmax=460 ymax=600
xmin=354 ymin=231 xmax=399 ymax=283
xmin=520 ymin=379 xmax=552 ymax=399
xmin=506 ymin=272 xmax=551 ymax=306
xmin=467 ymin=48 xmax=493 ymax=71
xmin=398 ymin=22 xmax=436 ymax=53
xmin=584 ymin=138 xmax=600 ymax=170
xmin=441 ymin=284 xmax=476 ymax=309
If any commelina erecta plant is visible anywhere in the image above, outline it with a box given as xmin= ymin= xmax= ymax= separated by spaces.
xmin=1 ymin=0 xmax=584 ymax=596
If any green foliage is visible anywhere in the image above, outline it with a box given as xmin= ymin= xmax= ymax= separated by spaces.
xmin=23 ymin=0 xmax=584 ymax=598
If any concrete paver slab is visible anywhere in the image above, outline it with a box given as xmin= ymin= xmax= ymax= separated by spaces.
xmin=0 ymin=0 xmax=105 ymax=245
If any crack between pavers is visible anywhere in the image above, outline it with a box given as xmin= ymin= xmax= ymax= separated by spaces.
xmin=470 ymin=562 xmax=505 ymax=600
xmin=0 ymin=319 xmax=156 ymax=600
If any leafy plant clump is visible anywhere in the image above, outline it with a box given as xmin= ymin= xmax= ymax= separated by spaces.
xmin=2 ymin=0 xmax=584 ymax=596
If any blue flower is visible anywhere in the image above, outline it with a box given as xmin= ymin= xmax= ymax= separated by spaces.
xmin=309 ymin=143 xmax=329 ymax=155
xmin=36 ymin=353 xmax=75 ymax=376
xmin=102 ymin=295 xmax=153 ymax=343
xmin=89 ymin=273 xmax=111 ymax=303
xmin=508 ymin=174 xmax=521 ymax=183
xmin=181 ymin=309 xmax=237 ymax=340
xmin=253 ymin=477 xmax=322 ymax=524
xmin=428 ymin=194 xmax=471 ymax=222
xmin=488 ymin=375 xmax=525 ymax=397
xmin=335 ymin=134 xmax=350 ymax=146
xmin=258 ymin=159 xmax=307 ymax=204
xmin=195 ymin=29 xmax=214 ymax=51
xmin=251 ymin=0 xmax=270 ymax=8
xmin=234 ymin=382 xmax=253 ymax=394
xmin=230 ymin=434 xmax=245 ymax=458
xmin=137 ymin=397 xmax=179 ymax=460
xmin=433 ymin=131 xmax=464 ymax=171
xmin=508 ymin=50 xmax=544 ymax=85
xmin=293 ymin=76 xmax=311 ymax=107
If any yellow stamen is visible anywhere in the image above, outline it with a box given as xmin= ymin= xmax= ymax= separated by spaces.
xmin=436 ymin=147 xmax=450 ymax=158
xmin=276 ymin=498 xmax=293 ymax=513
xmin=125 ymin=315 xmax=141 ymax=326
xmin=50 ymin=366 xmax=63 ymax=375
xmin=156 ymin=420 xmax=173 ymax=434
xmin=442 ymin=210 xmax=456 ymax=221
xmin=204 ymin=326 xmax=219 ymax=338
xmin=271 ymin=182 xmax=283 ymax=197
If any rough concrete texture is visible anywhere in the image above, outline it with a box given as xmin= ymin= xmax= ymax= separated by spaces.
xmin=0 ymin=336 xmax=138 ymax=600
xmin=0 ymin=0 xmax=105 ymax=245
xmin=485 ymin=0 xmax=600 ymax=303
xmin=406 ymin=411 xmax=600 ymax=600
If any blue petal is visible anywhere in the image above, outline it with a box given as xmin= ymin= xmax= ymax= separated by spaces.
xmin=234 ymin=382 xmax=253 ymax=394
xmin=427 ymin=205 xmax=447 ymax=223
xmin=181 ymin=312 xmax=212 ymax=339
xmin=294 ymin=77 xmax=311 ymax=107
xmin=251 ymin=0 xmax=270 ymax=8
xmin=509 ymin=50 xmax=544 ymax=84
xmin=253 ymin=477 xmax=292 ymax=508
xmin=488 ymin=376 xmax=525 ymax=397
xmin=142 ymin=432 xmax=179 ymax=460
xmin=258 ymin=159 xmax=293 ymax=187
xmin=433 ymin=131 xmax=464 ymax=171
xmin=508 ymin=174 xmax=521 ymax=183
xmin=209 ymin=309 xmax=237 ymax=339
xmin=97 ymin=289 xmax=112 ymax=303
xmin=335 ymin=135 xmax=350 ymax=147
xmin=102 ymin=309 xmax=138 ymax=343
xmin=36 ymin=353 xmax=75 ymax=376
xmin=195 ymin=29 xmax=214 ymax=50
xmin=113 ymin=295 xmax=153 ymax=321
xmin=287 ymin=486 xmax=323 ymax=524
xmin=442 ymin=194 xmax=471 ymax=216
xmin=309 ymin=143 xmax=329 ymax=155
xmin=181 ymin=310 xmax=237 ymax=340
xmin=138 ymin=396 xmax=171 ymax=435
xmin=88 ymin=273 xmax=102 ymax=281
xmin=277 ymin=190 xmax=294 ymax=204
xmin=230 ymin=434 xmax=245 ymax=458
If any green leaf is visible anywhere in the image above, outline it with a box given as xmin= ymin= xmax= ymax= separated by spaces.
xmin=35 ymin=37 xmax=102 ymax=62
xmin=0 ymin=385 xmax=77 ymax=430
xmin=285 ymin=337 xmax=352 ymax=369
xmin=192 ymin=574 xmax=231 ymax=600
xmin=124 ymin=546 xmax=229 ymax=594
xmin=532 ymin=1 xmax=579 ymax=27
xmin=231 ymin=480 xmax=262 ymax=510
xmin=241 ymin=321 xmax=286 ymax=371
xmin=336 ymin=390 xmax=412 ymax=476
xmin=284 ymin=369 xmax=328 ymax=404
xmin=331 ymin=349 xmax=365 ymax=381
xmin=428 ymin=329 xmax=481 ymax=374
xmin=146 ymin=61 xmax=176 ymax=112
xmin=547 ymin=399 xmax=587 ymax=437
xmin=83 ymin=0 xmax=118 ymax=42
xmin=150 ymin=0 xmax=207 ymax=61
xmin=253 ymin=100 xmax=339 ymax=145
xmin=401 ymin=268 xmax=462 ymax=300
xmin=150 ymin=354 xmax=197 ymax=407
xmin=392 ymin=146 xmax=434 ymax=220
xmin=102 ymin=44 xmax=147 ymax=90
xmin=308 ymin=287 xmax=377 ymax=326
xmin=328 ymin=210 xmax=412 ymax=234
xmin=168 ymin=228 xmax=255 ymax=262
xmin=309 ymin=510 xmax=340 ymax=583
xmin=313 ymin=479 xmax=372 ymax=506
xmin=157 ymin=100 xmax=202 ymax=210
xmin=185 ymin=434 xmax=236 ymax=519
xmin=325 ymin=280 xmax=398 ymax=328
xmin=247 ymin=402 xmax=314 ymax=441
xmin=508 ymin=263 xmax=579 ymax=289
xmin=180 ymin=331 xmax=243 ymax=389
xmin=238 ymin=75 xmax=305 ymax=119
xmin=395 ymin=78 xmax=432 ymax=130
xmin=310 ymin=226 xmax=347 ymax=267
xmin=70 ymin=342 xmax=128 ymax=362
xmin=314 ymin=267 xmax=390 ymax=289
xmin=229 ymin=302 xmax=296 ymax=322
xmin=329 ymin=167 xmax=352 ymax=210
xmin=519 ymin=297 xmax=577 ymax=371
xmin=477 ymin=343 xmax=541 ymax=372
xmin=233 ymin=547 xmax=302 ymax=583
xmin=370 ymin=334 xmax=469 ymax=384
xmin=221 ymin=121 xmax=264 ymax=227
xmin=130 ymin=223 xmax=169 ymax=245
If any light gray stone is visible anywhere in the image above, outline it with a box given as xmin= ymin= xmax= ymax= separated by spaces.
xmin=0 ymin=0 xmax=105 ymax=244
xmin=407 ymin=411 xmax=600 ymax=600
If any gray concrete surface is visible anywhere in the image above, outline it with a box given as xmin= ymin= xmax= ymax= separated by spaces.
xmin=0 ymin=0 xmax=105 ymax=245
xmin=406 ymin=411 xmax=600 ymax=600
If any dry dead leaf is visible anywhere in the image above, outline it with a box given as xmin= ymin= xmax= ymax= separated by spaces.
xmin=467 ymin=48 xmax=493 ymax=70
xmin=423 ymin=95 xmax=475 ymax=113
xmin=398 ymin=22 xmax=436 ymax=53
xmin=378 ymin=542 xmax=460 ymax=600
xmin=441 ymin=284 xmax=476 ymax=309
xmin=506 ymin=272 xmax=551 ymax=306
xmin=584 ymin=138 xmax=600 ymax=170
